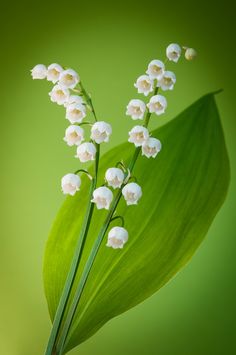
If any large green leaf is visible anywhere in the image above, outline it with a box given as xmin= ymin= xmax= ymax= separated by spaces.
xmin=43 ymin=93 xmax=230 ymax=353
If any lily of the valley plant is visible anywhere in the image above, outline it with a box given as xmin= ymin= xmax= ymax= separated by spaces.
xmin=31 ymin=43 xmax=229 ymax=355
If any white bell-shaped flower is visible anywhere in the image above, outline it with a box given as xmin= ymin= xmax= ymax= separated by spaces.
xmin=49 ymin=85 xmax=70 ymax=105
xmin=157 ymin=71 xmax=176 ymax=91
xmin=105 ymin=168 xmax=125 ymax=189
xmin=91 ymin=186 xmax=113 ymax=210
xmin=134 ymin=75 xmax=154 ymax=96
xmin=147 ymin=95 xmax=167 ymax=115
xmin=64 ymin=95 xmax=84 ymax=108
xmin=75 ymin=142 xmax=96 ymax=162
xmin=126 ymin=99 xmax=146 ymax=120
xmin=146 ymin=59 xmax=165 ymax=80
xmin=63 ymin=125 xmax=84 ymax=146
xmin=66 ymin=103 xmax=86 ymax=123
xmin=61 ymin=173 xmax=81 ymax=196
xmin=31 ymin=64 xmax=47 ymax=79
xmin=58 ymin=68 xmax=80 ymax=89
xmin=166 ymin=43 xmax=182 ymax=63
xmin=47 ymin=63 xmax=63 ymax=83
xmin=90 ymin=121 xmax=112 ymax=144
xmin=142 ymin=137 xmax=162 ymax=158
xmin=185 ymin=48 xmax=197 ymax=61
xmin=128 ymin=125 xmax=149 ymax=147
xmin=106 ymin=227 xmax=128 ymax=249
xmin=122 ymin=182 xmax=142 ymax=205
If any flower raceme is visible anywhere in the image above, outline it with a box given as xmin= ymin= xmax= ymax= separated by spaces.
xmin=31 ymin=43 xmax=196 ymax=251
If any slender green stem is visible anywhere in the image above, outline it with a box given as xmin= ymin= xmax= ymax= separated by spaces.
xmin=44 ymin=180 xmax=96 ymax=355
xmin=56 ymin=88 xmax=158 ymax=354
xmin=45 ymin=84 xmax=99 ymax=355
xmin=110 ymin=215 xmax=125 ymax=227
xmin=79 ymin=82 xmax=97 ymax=121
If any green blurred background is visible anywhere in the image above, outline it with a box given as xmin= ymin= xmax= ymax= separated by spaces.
xmin=1 ymin=0 xmax=235 ymax=354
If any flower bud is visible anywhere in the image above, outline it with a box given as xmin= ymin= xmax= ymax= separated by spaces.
xmin=147 ymin=95 xmax=167 ymax=115
xmin=146 ymin=59 xmax=165 ymax=80
xmin=185 ymin=48 xmax=197 ymax=61
xmin=134 ymin=75 xmax=154 ymax=96
xmin=61 ymin=173 xmax=81 ymax=196
xmin=122 ymin=182 xmax=142 ymax=205
xmin=142 ymin=137 xmax=162 ymax=158
xmin=31 ymin=64 xmax=47 ymax=79
xmin=128 ymin=126 xmax=149 ymax=147
xmin=58 ymin=68 xmax=80 ymax=89
xmin=157 ymin=71 xmax=176 ymax=91
xmin=91 ymin=186 xmax=113 ymax=210
xmin=64 ymin=95 xmax=84 ymax=108
xmin=106 ymin=227 xmax=128 ymax=249
xmin=166 ymin=43 xmax=181 ymax=63
xmin=126 ymin=99 xmax=146 ymax=120
xmin=66 ymin=103 xmax=86 ymax=123
xmin=49 ymin=85 xmax=70 ymax=105
xmin=91 ymin=121 xmax=112 ymax=144
xmin=47 ymin=63 xmax=63 ymax=83
xmin=75 ymin=142 xmax=96 ymax=162
xmin=105 ymin=168 xmax=125 ymax=189
xmin=64 ymin=125 xmax=84 ymax=146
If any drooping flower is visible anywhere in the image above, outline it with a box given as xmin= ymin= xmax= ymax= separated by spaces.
xmin=166 ymin=43 xmax=182 ymax=63
xmin=106 ymin=227 xmax=128 ymax=249
xmin=157 ymin=71 xmax=176 ymax=91
xmin=58 ymin=69 xmax=80 ymax=89
xmin=122 ymin=182 xmax=142 ymax=205
xmin=146 ymin=59 xmax=165 ymax=80
xmin=47 ymin=63 xmax=63 ymax=83
xmin=75 ymin=142 xmax=96 ymax=162
xmin=126 ymin=99 xmax=146 ymax=120
xmin=184 ymin=47 xmax=197 ymax=61
xmin=128 ymin=125 xmax=149 ymax=147
xmin=105 ymin=168 xmax=125 ymax=189
xmin=134 ymin=75 xmax=154 ymax=96
xmin=66 ymin=103 xmax=86 ymax=123
xmin=147 ymin=95 xmax=167 ymax=115
xmin=63 ymin=125 xmax=84 ymax=146
xmin=90 ymin=121 xmax=112 ymax=144
xmin=64 ymin=95 xmax=84 ymax=108
xmin=49 ymin=85 xmax=70 ymax=105
xmin=31 ymin=64 xmax=47 ymax=79
xmin=61 ymin=173 xmax=81 ymax=196
xmin=91 ymin=186 xmax=113 ymax=210
xmin=142 ymin=137 xmax=162 ymax=158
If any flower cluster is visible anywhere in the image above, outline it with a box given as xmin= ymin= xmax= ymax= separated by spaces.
xmin=31 ymin=44 xmax=196 ymax=250
xmin=31 ymin=62 xmax=112 ymax=192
